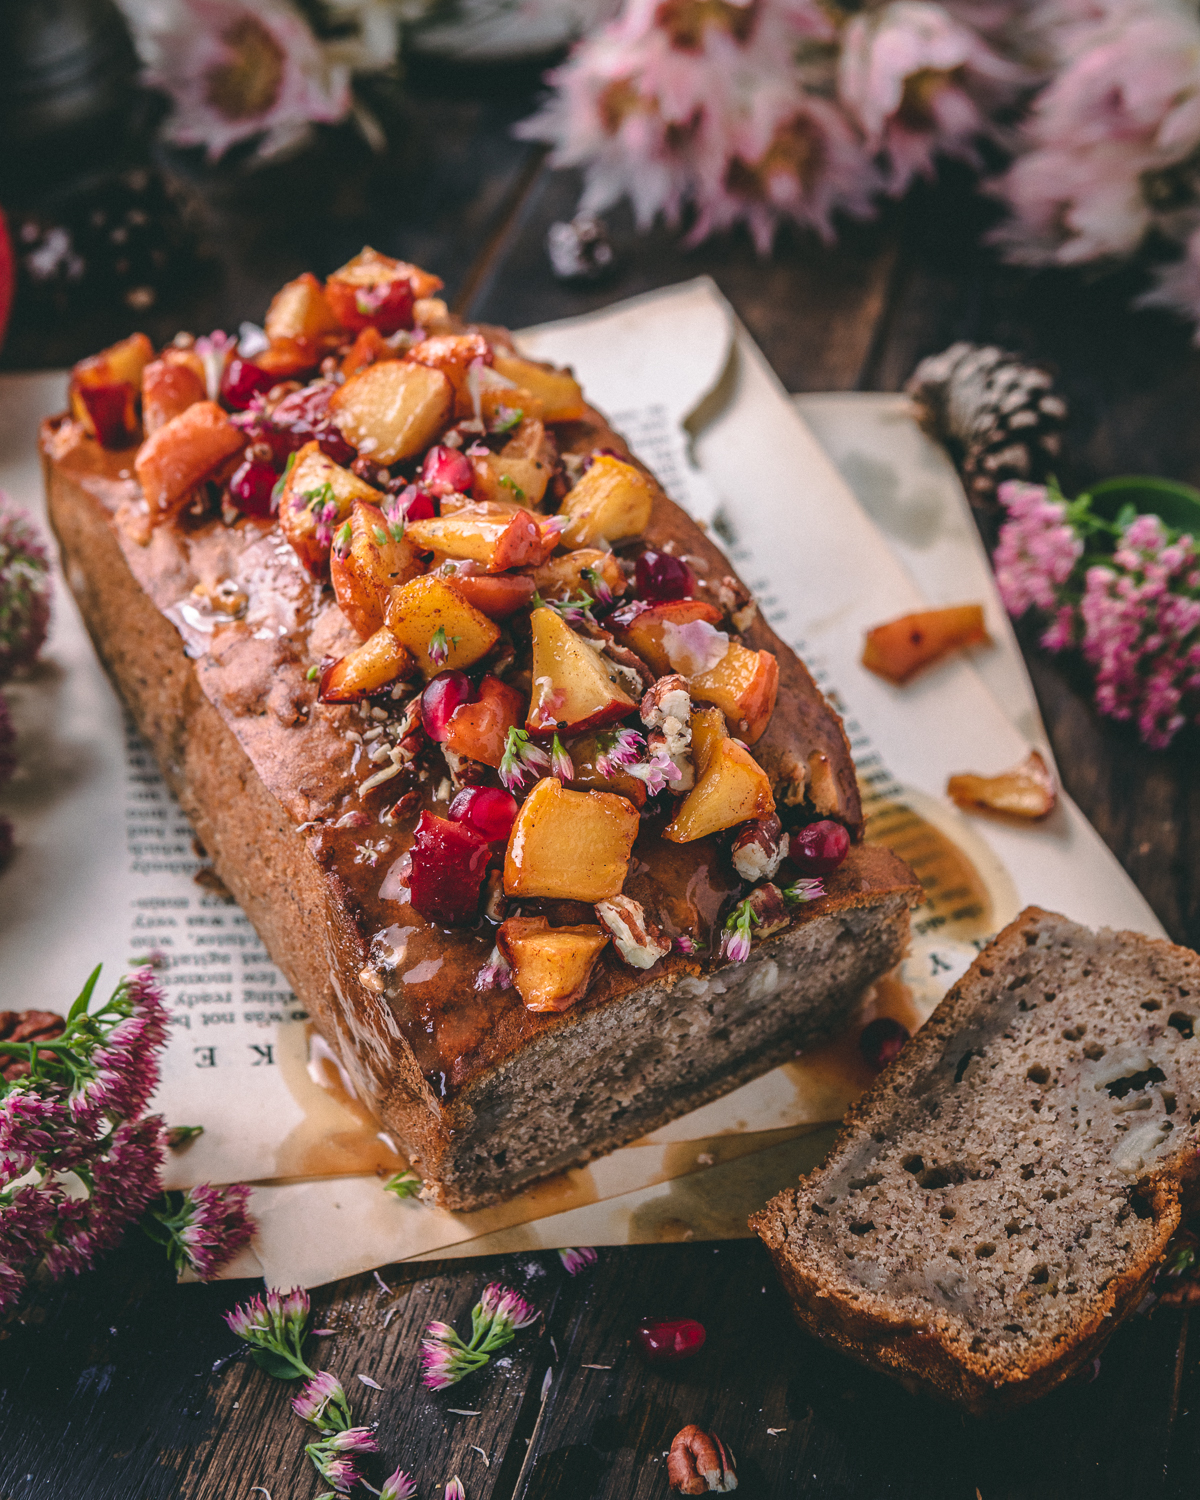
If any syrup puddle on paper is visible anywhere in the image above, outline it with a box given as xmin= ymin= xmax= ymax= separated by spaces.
xmin=270 ymin=1024 xmax=401 ymax=1182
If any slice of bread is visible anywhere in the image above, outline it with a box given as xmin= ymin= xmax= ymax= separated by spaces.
xmin=753 ymin=907 xmax=1200 ymax=1413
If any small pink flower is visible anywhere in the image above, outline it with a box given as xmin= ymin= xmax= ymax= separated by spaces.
xmin=170 ymin=1182 xmax=255 ymax=1280
xmin=558 ymin=1246 xmax=598 ymax=1275
xmin=550 ymin=733 xmax=575 ymax=781
xmin=480 ymin=1282 xmax=539 ymax=1331
xmin=381 ymin=1470 xmax=419 ymax=1500
xmin=475 ymin=946 xmax=513 ymax=994
xmin=292 ymin=1369 xmax=347 ymax=1427
xmin=327 ymin=1426 xmax=379 ymax=1454
xmin=595 ymin=727 xmax=644 ymax=777
xmin=445 ymin=1478 xmax=466 ymax=1500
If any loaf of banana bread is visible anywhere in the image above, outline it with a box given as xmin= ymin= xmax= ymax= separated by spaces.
xmin=44 ymin=250 xmax=919 ymax=1208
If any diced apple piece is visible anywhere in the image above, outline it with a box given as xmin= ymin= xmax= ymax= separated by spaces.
xmin=407 ymin=504 xmax=555 ymax=573
xmin=330 ymin=360 xmax=453 ymax=465
xmin=414 ymin=296 xmax=453 ymax=329
xmin=527 ymin=607 xmax=637 ymax=736
xmin=324 ymin=247 xmax=421 ymax=335
xmin=497 ymin=916 xmax=609 ymax=1012
xmin=861 ymin=603 xmax=990 ymax=685
xmin=558 ymin=453 xmax=654 ymax=548
xmin=566 ymin=732 xmax=647 ymax=808
xmin=142 ymin=353 xmax=207 ymax=434
xmin=503 ymin=778 xmax=639 ymax=901
xmin=445 ymin=569 xmax=536 ymax=620
xmin=690 ymin=642 xmax=779 ymax=744
xmin=469 ymin=419 xmax=554 ymax=509
xmin=664 ymin=708 xmax=775 ymax=843
xmin=134 ymin=400 xmax=245 ymax=524
xmin=444 ymin=674 xmax=525 ymax=766
xmin=947 ymin=749 xmax=1057 ymax=820
xmin=492 ymin=354 xmax=587 ymax=423
xmin=610 ymin=599 xmax=723 ymax=678
xmin=406 ymin=333 xmax=491 ymax=418
xmin=408 ymin=811 xmax=490 ymax=926
xmin=278 ymin=442 xmax=384 ymax=576
xmin=319 ymin=626 xmax=416 ymax=703
xmin=528 ymin=548 xmax=625 ymax=603
xmin=70 ymin=332 xmax=155 ymax=447
xmin=341 ymin=326 xmax=395 ymax=377
xmin=265 ymin=272 xmax=341 ymax=341
xmin=331 ymin=499 xmax=426 ymax=638
xmin=385 ymin=575 xmax=500 ymax=679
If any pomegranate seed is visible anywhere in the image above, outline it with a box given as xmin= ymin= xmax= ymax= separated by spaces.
xmin=790 ymin=819 xmax=850 ymax=875
xmin=269 ymin=381 xmax=355 ymax=465
xmin=421 ymin=672 xmax=475 ymax=741
xmin=449 ymin=786 xmax=519 ymax=842
xmin=221 ymin=356 xmax=274 ymax=410
xmin=634 ymin=1317 xmax=706 ymax=1362
xmin=408 ymin=811 xmax=490 ymax=926
xmin=859 ymin=1016 xmax=910 ymax=1070
xmin=391 ymin=484 xmax=437 ymax=523
xmin=229 ymin=457 xmax=277 ymax=517
xmin=422 ymin=445 xmax=473 ymax=497
xmin=635 ymin=550 xmax=694 ymax=603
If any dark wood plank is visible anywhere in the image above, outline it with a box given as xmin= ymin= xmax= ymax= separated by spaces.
xmin=467 ymin=167 xmax=901 ymax=393
xmin=515 ymin=1241 xmax=1189 ymax=1500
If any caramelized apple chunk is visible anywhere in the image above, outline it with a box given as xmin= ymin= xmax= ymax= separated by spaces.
xmin=71 ymin=332 xmax=155 ymax=448
xmin=491 ymin=354 xmax=586 ymax=423
xmin=407 ymin=504 xmax=556 ymax=573
xmin=861 ymin=603 xmax=990 ymax=685
xmin=385 ymin=575 xmax=500 ymax=679
xmin=265 ymin=272 xmax=340 ymax=342
xmin=558 ymin=453 xmax=654 ymax=548
xmin=329 ymin=360 xmax=453 ymax=465
xmin=946 ymin=749 xmax=1057 ymax=820
xmin=142 ymin=352 xmax=206 ymax=435
xmin=469 ymin=419 xmax=554 ymax=510
xmin=496 ymin=916 xmax=610 ymax=1012
xmin=528 ymin=549 xmax=624 ymax=603
xmin=278 ymin=442 xmax=384 ymax=577
xmin=319 ymin=626 xmax=416 ymax=702
xmin=527 ymin=607 xmax=637 ymax=736
xmin=324 ymin=247 xmax=432 ymax=334
xmin=690 ymin=642 xmax=779 ymax=744
xmin=503 ymin=778 xmax=639 ymax=901
xmin=134 ymin=400 xmax=244 ymax=524
xmin=664 ymin=708 xmax=775 ymax=843
xmin=406 ymin=333 xmax=491 ymax=419
xmin=444 ymin=674 xmax=525 ymax=767
xmin=331 ymin=499 xmax=425 ymax=637
xmin=445 ymin=568 xmax=536 ymax=620
xmin=610 ymin=600 xmax=724 ymax=678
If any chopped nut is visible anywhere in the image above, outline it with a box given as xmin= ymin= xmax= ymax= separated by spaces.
xmin=641 ymin=674 xmax=694 ymax=789
xmin=483 ymin=869 xmax=508 ymax=923
xmin=744 ymin=882 xmax=790 ymax=938
xmin=595 ymin=895 xmax=671 ymax=969
xmin=715 ymin=575 xmax=756 ymax=634
xmin=603 ymin=638 xmax=655 ymax=695
xmin=359 ymin=965 xmax=385 ymax=994
xmin=806 ymin=750 xmax=841 ymax=816
xmin=730 ymin=816 xmax=788 ymax=882
xmin=775 ymin=750 xmax=808 ymax=807
xmin=441 ymin=742 xmax=489 ymax=794
xmin=667 ymin=1425 xmax=738 ymax=1493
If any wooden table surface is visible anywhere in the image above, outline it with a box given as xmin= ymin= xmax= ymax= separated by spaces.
xmin=4 ymin=56 xmax=1200 ymax=1500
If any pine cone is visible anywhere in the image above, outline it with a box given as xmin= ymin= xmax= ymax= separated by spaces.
xmin=905 ymin=342 xmax=1068 ymax=508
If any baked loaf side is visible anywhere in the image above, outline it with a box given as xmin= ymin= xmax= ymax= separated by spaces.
xmin=753 ymin=908 xmax=1200 ymax=1413
xmin=46 ymin=251 xmax=921 ymax=1209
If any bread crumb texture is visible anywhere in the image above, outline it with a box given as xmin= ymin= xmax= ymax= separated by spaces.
xmin=757 ymin=909 xmax=1200 ymax=1406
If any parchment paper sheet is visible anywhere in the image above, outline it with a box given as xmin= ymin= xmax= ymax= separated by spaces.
xmin=0 ymin=280 xmax=1161 ymax=1286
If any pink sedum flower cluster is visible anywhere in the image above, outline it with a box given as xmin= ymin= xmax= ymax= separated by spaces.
xmin=996 ymin=480 xmax=1200 ymax=747
xmin=519 ymin=0 xmax=1021 ymax=251
xmin=421 ymin=1280 xmax=539 ymax=1389
xmin=0 ymin=969 xmax=254 ymax=1314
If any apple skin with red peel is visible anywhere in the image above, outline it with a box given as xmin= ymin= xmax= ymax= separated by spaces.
xmin=407 ymin=811 xmax=491 ymax=925
xmin=526 ymin=607 xmax=637 ymax=738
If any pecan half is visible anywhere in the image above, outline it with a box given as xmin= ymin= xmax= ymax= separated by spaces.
xmin=595 ymin=895 xmax=671 ymax=969
xmin=0 ymin=1010 xmax=66 ymax=1083
xmin=730 ymin=815 xmax=788 ymax=882
xmin=744 ymin=882 xmax=790 ymax=937
xmin=482 ymin=868 xmax=508 ymax=924
xmin=641 ymin=674 xmax=693 ymax=788
xmin=667 ymin=1425 xmax=738 ymax=1493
